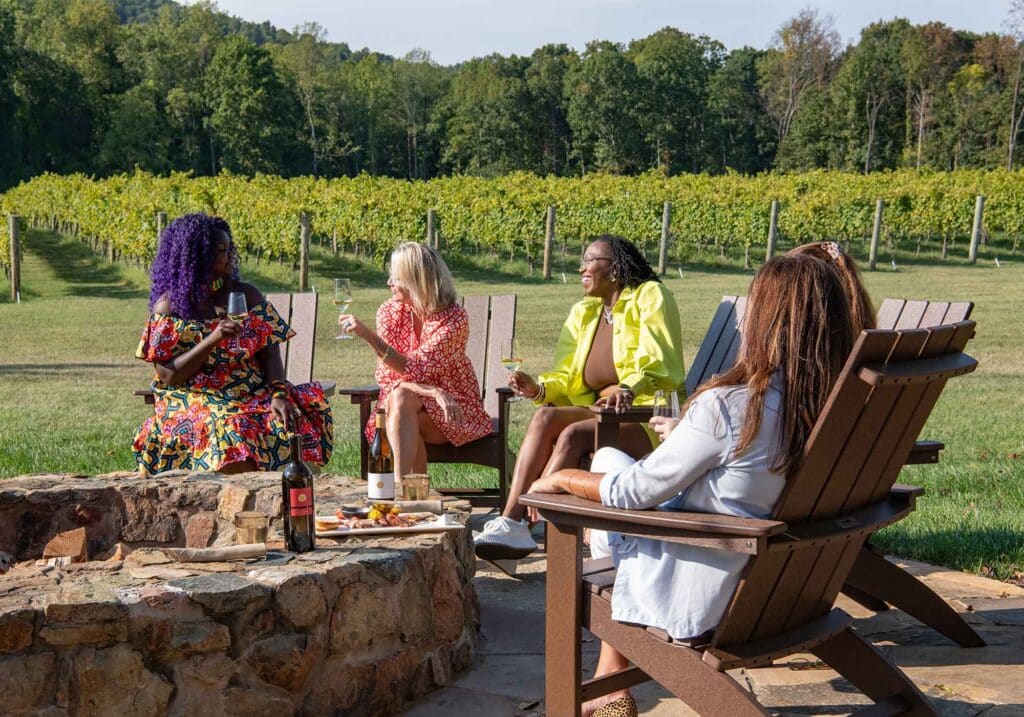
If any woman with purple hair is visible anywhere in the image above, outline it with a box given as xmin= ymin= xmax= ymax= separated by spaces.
xmin=133 ymin=213 xmax=332 ymax=474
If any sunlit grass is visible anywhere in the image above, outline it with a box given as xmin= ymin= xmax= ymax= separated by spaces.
xmin=1 ymin=230 xmax=1022 ymax=577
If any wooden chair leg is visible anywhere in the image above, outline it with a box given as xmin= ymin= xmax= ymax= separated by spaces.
xmin=586 ymin=595 xmax=769 ymax=716
xmin=841 ymin=583 xmax=890 ymax=613
xmin=811 ymin=626 xmax=939 ymax=716
xmin=545 ymin=522 xmax=583 ymax=717
xmin=845 ymin=547 xmax=985 ymax=648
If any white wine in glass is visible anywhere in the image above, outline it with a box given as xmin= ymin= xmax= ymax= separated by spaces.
xmin=226 ymin=292 xmax=247 ymax=351
xmin=334 ymin=278 xmax=353 ymax=339
xmin=226 ymin=292 xmax=248 ymax=322
xmin=501 ymin=337 xmax=524 ymax=402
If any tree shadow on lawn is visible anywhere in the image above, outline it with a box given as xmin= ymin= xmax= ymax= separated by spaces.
xmin=0 ymin=363 xmax=128 ymax=375
xmin=874 ymin=526 xmax=1024 ymax=580
xmin=25 ymin=230 xmax=146 ymax=299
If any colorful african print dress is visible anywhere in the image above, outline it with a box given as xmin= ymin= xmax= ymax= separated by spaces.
xmin=133 ymin=300 xmax=333 ymax=474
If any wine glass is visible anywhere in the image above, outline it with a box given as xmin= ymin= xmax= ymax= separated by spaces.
xmin=652 ymin=390 xmax=680 ymax=441
xmin=334 ymin=278 xmax=353 ymax=339
xmin=500 ymin=337 xmax=524 ymax=402
xmin=652 ymin=390 xmax=671 ymax=419
xmin=226 ymin=292 xmax=247 ymax=351
xmin=653 ymin=390 xmax=681 ymax=419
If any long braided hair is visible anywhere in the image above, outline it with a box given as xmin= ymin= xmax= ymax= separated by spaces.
xmin=589 ymin=234 xmax=659 ymax=288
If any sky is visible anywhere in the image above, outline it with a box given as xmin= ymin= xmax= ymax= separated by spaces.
xmin=186 ymin=0 xmax=1010 ymax=65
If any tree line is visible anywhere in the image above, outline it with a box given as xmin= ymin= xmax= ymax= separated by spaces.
xmin=3 ymin=0 xmax=1024 ymax=190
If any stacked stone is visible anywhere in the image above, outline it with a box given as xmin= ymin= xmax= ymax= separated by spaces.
xmin=0 ymin=473 xmax=479 ymax=716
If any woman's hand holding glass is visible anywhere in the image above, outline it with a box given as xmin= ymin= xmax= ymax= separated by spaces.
xmin=508 ymin=370 xmax=542 ymax=400
xmin=337 ymin=313 xmax=369 ymax=341
xmin=649 ymin=389 xmax=681 ymax=441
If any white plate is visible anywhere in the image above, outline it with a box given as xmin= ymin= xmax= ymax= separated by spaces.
xmin=315 ymin=513 xmax=464 ymax=537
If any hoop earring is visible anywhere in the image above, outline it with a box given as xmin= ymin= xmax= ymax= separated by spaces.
xmin=610 ymin=273 xmax=618 ymax=283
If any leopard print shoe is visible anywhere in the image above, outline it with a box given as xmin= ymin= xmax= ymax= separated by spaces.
xmin=591 ymin=694 xmax=638 ymax=717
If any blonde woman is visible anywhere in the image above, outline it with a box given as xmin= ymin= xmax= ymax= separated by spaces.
xmin=339 ymin=242 xmax=491 ymax=477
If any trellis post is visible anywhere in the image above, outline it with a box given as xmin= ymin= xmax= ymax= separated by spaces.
xmin=969 ymin=195 xmax=985 ymax=264
xmin=9 ymin=215 xmax=21 ymax=302
xmin=299 ymin=212 xmax=311 ymax=292
xmin=765 ymin=200 xmax=779 ymax=260
xmin=869 ymin=199 xmax=884 ymax=271
xmin=658 ymin=202 xmax=671 ymax=276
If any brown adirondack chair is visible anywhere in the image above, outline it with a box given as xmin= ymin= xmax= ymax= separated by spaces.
xmin=593 ymin=295 xmax=984 ymax=648
xmin=338 ymin=294 xmax=517 ymax=508
xmin=522 ymin=321 xmax=977 ymax=716
xmin=134 ymin=291 xmax=335 ymax=404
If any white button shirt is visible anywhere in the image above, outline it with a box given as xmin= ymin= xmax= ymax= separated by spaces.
xmin=593 ymin=379 xmax=786 ymax=639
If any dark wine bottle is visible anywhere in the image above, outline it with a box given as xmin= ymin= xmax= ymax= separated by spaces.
xmin=281 ymin=433 xmax=315 ymax=553
xmin=368 ymin=408 xmax=395 ymax=500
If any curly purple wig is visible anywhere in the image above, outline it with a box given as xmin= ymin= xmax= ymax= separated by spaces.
xmin=149 ymin=213 xmax=240 ymax=319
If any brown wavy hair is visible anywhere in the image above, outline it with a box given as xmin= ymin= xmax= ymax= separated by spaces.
xmin=788 ymin=242 xmax=875 ymax=334
xmin=686 ymin=254 xmax=857 ymax=478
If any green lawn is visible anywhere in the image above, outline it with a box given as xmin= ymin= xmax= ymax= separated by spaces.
xmin=2 ymin=230 xmax=1022 ymax=579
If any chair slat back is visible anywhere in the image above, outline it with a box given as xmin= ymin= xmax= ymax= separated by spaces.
xmin=459 ymin=294 xmax=517 ymax=419
xmin=710 ymin=321 xmax=977 ymax=647
xmin=688 ymin=297 xmax=974 ymax=396
xmin=462 ymin=295 xmax=490 ymax=395
xmin=286 ymin=293 xmax=318 ymax=385
xmin=486 ymin=294 xmax=518 ymax=417
xmin=685 ymin=296 xmax=746 ymax=395
xmin=264 ymin=292 xmax=318 ymax=385
xmin=875 ymin=298 xmax=973 ymax=330
xmin=265 ymin=292 xmax=293 ymax=373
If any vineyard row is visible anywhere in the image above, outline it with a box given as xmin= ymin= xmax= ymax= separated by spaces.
xmin=2 ymin=169 xmax=1021 ymax=269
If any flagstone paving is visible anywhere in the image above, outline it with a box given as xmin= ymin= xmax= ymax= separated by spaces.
xmin=408 ymin=543 xmax=1024 ymax=716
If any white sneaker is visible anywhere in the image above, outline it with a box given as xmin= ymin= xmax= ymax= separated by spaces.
xmin=473 ymin=516 xmax=537 ymax=560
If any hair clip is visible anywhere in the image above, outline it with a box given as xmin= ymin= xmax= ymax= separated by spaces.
xmin=822 ymin=242 xmax=843 ymax=261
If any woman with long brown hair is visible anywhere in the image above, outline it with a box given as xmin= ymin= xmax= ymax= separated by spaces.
xmin=527 ymin=254 xmax=857 ymax=717
xmin=788 ymin=240 xmax=874 ymax=333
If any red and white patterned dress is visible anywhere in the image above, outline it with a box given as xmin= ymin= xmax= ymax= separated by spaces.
xmin=368 ymin=299 xmax=492 ymax=447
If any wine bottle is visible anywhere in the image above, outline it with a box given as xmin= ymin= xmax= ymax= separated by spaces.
xmin=368 ymin=408 xmax=395 ymax=500
xmin=281 ymin=433 xmax=315 ymax=553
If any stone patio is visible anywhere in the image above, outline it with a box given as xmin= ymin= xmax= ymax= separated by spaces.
xmin=407 ymin=519 xmax=1024 ymax=717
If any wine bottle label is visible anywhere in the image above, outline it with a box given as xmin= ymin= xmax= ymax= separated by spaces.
xmin=289 ymin=487 xmax=314 ymax=517
xmin=367 ymin=472 xmax=395 ymax=500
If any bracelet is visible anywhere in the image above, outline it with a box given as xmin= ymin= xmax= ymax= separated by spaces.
xmin=618 ymin=384 xmax=634 ymax=396
xmin=534 ymin=383 xmax=546 ymax=403
xmin=271 ymin=390 xmax=288 ymax=400
xmin=270 ymin=379 xmax=290 ymax=391
xmin=377 ymin=343 xmax=394 ymax=361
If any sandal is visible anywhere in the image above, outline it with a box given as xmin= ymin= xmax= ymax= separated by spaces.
xmin=591 ymin=694 xmax=638 ymax=717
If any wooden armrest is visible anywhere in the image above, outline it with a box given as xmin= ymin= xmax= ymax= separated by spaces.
xmin=589 ymin=405 xmax=654 ymax=423
xmin=133 ymin=388 xmax=154 ymax=397
xmin=767 ymin=494 xmax=917 ymax=553
xmin=906 ymin=439 xmax=943 ymax=464
xmin=520 ymin=494 xmax=785 ymax=554
xmin=495 ymin=386 xmax=514 ymax=395
xmin=858 ymin=351 xmax=977 ymax=386
xmin=891 ymin=483 xmax=924 ymax=498
xmin=319 ymin=381 xmax=336 ymax=398
xmin=337 ymin=385 xmax=380 ymax=404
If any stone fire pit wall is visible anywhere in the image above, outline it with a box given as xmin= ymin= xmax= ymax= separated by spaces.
xmin=0 ymin=473 xmax=479 ymax=717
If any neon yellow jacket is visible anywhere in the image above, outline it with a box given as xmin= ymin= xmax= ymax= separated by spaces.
xmin=537 ymin=281 xmax=685 ymax=407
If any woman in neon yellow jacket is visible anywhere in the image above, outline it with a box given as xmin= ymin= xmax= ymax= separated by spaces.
xmin=474 ymin=235 xmax=685 ymax=562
